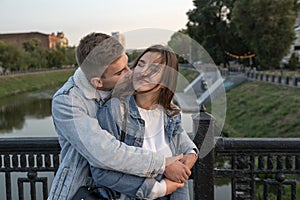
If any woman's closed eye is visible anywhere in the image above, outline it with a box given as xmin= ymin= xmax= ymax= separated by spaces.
xmin=149 ymin=64 xmax=161 ymax=73
xmin=143 ymin=64 xmax=161 ymax=76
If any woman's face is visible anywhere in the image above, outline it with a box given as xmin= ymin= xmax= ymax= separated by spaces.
xmin=133 ymin=52 xmax=164 ymax=92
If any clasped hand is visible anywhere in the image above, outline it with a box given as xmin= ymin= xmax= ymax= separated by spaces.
xmin=164 ymin=154 xmax=197 ymax=183
xmin=163 ymin=154 xmax=197 ymax=195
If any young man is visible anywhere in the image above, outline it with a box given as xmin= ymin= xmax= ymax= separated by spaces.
xmin=48 ymin=33 xmax=191 ymax=200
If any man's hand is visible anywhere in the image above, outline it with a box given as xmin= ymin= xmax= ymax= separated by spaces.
xmin=165 ymin=154 xmax=183 ymax=166
xmin=180 ymin=153 xmax=197 ymax=169
xmin=164 ymin=155 xmax=191 ymax=183
xmin=164 ymin=178 xmax=185 ymax=195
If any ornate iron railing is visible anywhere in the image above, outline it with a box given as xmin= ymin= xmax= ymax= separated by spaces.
xmin=192 ymin=112 xmax=300 ymax=200
xmin=214 ymin=137 xmax=300 ymax=200
xmin=0 ymin=112 xmax=299 ymax=199
xmin=0 ymin=137 xmax=60 ymax=200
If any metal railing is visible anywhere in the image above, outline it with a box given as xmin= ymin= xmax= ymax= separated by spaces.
xmin=1 ymin=112 xmax=299 ymax=199
xmin=0 ymin=137 xmax=60 ymax=200
xmin=213 ymin=137 xmax=300 ymax=200
xmin=193 ymin=111 xmax=300 ymax=200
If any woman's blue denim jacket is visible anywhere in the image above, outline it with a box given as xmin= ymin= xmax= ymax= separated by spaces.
xmin=91 ymin=95 xmax=198 ymax=199
xmin=47 ymin=68 xmax=165 ymax=200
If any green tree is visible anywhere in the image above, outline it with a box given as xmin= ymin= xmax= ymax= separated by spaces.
xmin=186 ymin=0 xmax=248 ymax=67
xmin=47 ymin=46 xmax=76 ymax=68
xmin=288 ymin=52 xmax=299 ymax=70
xmin=0 ymin=39 xmax=75 ymax=72
xmin=46 ymin=49 xmax=66 ymax=68
xmin=63 ymin=46 xmax=77 ymax=66
xmin=0 ymin=41 xmax=28 ymax=71
xmin=23 ymin=39 xmax=47 ymax=69
xmin=23 ymin=38 xmax=40 ymax=52
xmin=127 ymin=50 xmax=142 ymax=64
xmin=168 ymin=30 xmax=211 ymax=64
xmin=232 ymin=0 xmax=299 ymax=69
xmin=168 ymin=30 xmax=191 ymax=62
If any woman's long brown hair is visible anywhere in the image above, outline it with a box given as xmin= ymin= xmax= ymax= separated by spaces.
xmin=131 ymin=44 xmax=180 ymax=116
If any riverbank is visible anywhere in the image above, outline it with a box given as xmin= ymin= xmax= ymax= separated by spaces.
xmin=223 ymin=80 xmax=300 ymax=138
xmin=0 ymin=68 xmax=75 ymax=98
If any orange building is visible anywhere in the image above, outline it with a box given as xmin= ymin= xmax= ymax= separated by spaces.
xmin=0 ymin=31 xmax=68 ymax=50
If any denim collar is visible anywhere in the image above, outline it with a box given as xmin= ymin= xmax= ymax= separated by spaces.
xmin=73 ymin=67 xmax=100 ymax=100
xmin=126 ymin=95 xmax=141 ymax=119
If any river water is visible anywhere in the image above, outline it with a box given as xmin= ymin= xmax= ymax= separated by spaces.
xmin=0 ymin=88 xmax=230 ymax=200
xmin=0 ymin=89 xmax=57 ymax=138
xmin=0 ymin=89 xmax=198 ymax=138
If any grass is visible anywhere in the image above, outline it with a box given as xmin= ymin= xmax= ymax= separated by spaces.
xmin=177 ymin=67 xmax=300 ymax=138
xmin=0 ymin=69 xmax=75 ymax=98
xmin=177 ymin=67 xmax=200 ymax=92
xmin=222 ymin=81 xmax=300 ymax=138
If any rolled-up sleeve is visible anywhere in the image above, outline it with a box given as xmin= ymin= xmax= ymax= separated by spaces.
xmin=174 ymin=114 xmax=199 ymax=155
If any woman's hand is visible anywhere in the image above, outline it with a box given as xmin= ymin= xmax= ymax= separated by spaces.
xmin=164 ymin=178 xmax=185 ymax=195
xmin=164 ymin=158 xmax=191 ymax=183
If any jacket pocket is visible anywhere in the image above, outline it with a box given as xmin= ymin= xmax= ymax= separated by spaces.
xmin=52 ymin=167 xmax=69 ymax=200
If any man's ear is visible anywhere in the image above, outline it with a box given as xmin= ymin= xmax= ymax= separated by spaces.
xmin=90 ymin=77 xmax=103 ymax=89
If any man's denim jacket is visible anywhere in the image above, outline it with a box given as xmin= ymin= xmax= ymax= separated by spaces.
xmin=48 ymin=68 xmax=165 ymax=200
xmin=91 ymin=95 xmax=198 ymax=199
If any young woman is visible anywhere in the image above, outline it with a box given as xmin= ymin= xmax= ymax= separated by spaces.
xmin=91 ymin=45 xmax=198 ymax=200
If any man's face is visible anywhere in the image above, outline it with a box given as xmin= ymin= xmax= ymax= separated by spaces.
xmin=99 ymin=54 xmax=131 ymax=91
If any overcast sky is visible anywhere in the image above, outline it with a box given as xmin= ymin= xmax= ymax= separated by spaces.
xmin=0 ymin=0 xmax=194 ymax=47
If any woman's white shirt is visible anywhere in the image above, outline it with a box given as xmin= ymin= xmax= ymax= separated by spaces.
xmin=138 ymin=106 xmax=172 ymax=199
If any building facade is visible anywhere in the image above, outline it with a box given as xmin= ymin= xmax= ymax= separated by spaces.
xmin=0 ymin=32 xmax=68 ymax=50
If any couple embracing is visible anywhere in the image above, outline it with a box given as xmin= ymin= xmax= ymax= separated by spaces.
xmin=48 ymin=32 xmax=198 ymax=200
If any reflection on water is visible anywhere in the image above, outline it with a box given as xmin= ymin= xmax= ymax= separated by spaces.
xmin=0 ymin=89 xmax=57 ymax=137
xmin=215 ymin=184 xmax=231 ymax=200
xmin=0 ymin=89 xmax=196 ymax=138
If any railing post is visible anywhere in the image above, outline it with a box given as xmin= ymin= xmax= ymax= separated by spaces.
xmin=293 ymin=75 xmax=298 ymax=87
xmin=285 ymin=74 xmax=289 ymax=85
xmin=278 ymin=74 xmax=282 ymax=84
xmin=246 ymin=68 xmax=249 ymax=77
xmin=271 ymin=72 xmax=275 ymax=83
xmin=192 ymin=111 xmax=215 ymax=200
xmin=266 ymin=73 xmax=269 ymax=82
